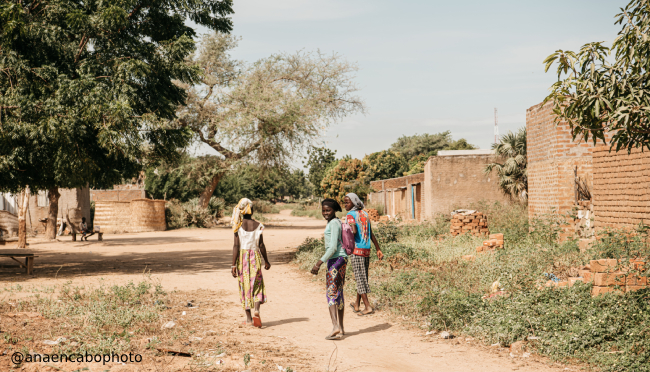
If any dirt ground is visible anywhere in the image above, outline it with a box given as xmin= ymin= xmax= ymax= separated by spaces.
xmin=0 ymin=211 xmax=574 ymax=372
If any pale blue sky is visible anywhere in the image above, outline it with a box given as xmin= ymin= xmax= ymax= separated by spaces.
xmin=193 ymin=0 xmax=624 ymax=161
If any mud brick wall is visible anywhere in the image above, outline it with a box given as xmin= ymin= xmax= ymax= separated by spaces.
xmin=27 ymin=188 xmax=91 ymax=233
xmin=90 ymin=189 xmax=146 ymax=202
xmin=368 ymin=173 xmax=424 ymax=221
xmin=527 ymin=102 xmax=595 ymax=236
xmin=423 ymin=154 xmax=508 ymax=218
xmin=592 ymin=146 xmax=650 ymax=229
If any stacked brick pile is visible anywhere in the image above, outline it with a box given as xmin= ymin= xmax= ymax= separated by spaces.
xmin=547 ymin=259 xmax=648 ymax=296
xmin=476 ymin=233 xmax=504 ymax=253
xmin=366 ymin=208 xmax=380 ymax=222
xmin=450 ymin=211 xmax=489 ymax=237
xmin=585 ymin=259 xmax=647 ymax=296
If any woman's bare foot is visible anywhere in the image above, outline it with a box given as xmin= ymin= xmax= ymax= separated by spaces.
xmin=325 ymin=326 xmax=341 ymax=340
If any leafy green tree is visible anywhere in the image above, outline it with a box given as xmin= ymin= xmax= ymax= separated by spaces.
xmin=485 ymin=128 xmax=527 ymax=201
xmin=176 ymin=33 xmax=365 ymax=208
xmin=389 ymin=131 xmax=475 ymax=159
xmin=304 ymin=147 xmax=337 ymax=196
xmin=543 ymin=0 xmax=650 ymax=151
xmin=390 ymin=132 xmax=476 ymax=175
xmin=362 ymin=150 xmax=408 ymax=181
xmin=321 ymin=158 xmax=370 ymax=202
xmin=0 ymin=0 xmax=232 ymax=239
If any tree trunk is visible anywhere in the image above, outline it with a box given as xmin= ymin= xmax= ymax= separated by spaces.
xmin=17 ymin=186 xmax=31 ymax=249
xmin=198 ymin=173 xmax=224 ymax=209
xmin=45 ymin=187 xmax=60 ymax=240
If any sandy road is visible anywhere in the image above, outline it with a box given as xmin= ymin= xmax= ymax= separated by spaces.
xmin=0 ymin=211 xmax=568 ymax=372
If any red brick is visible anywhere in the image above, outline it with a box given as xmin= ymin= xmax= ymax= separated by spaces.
xmin=590 ymin=259 xmax=619 ymax=273
xmin=593 ymin=272 xmax=626 ymax=287
xmin=568 ymin=277 xmax=584 ymax=287
xmin=626 ymin=285 xmax=646 ymax=293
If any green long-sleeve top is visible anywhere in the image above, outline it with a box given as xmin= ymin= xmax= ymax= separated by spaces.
xmin=321 ymin=218 xmax=347 ymax=262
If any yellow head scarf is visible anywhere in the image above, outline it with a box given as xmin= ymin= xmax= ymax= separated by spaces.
xmin=231 ymin=198 xmax=253 ymax=233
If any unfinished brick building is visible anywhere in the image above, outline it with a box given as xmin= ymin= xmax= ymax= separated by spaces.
xmin=29 ymin=188 xmax=91 ymax=233
xmin=368 ymin=173 xmax=424 ymax=221
xmin=527 ymin=101 xmax=650 ymax=233
xmin=423 ymin=150 xmax=509 ymax=218
xmin=527 ymin=102 xmax=596 ymax=236
xmin=592 ymin=146 xmax=650 ymax=228
xmin=367 ymin=149 xmax=510 ymax=221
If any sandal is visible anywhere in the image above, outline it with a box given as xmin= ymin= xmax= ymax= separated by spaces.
xmin=325 ymin=334 xmax=342 ymax=340
xmin=357 ymin=309 xmax=375 ymax=316
xmin=348 ymin=303 xmax=360 ymax=313
xmin=252 ymin=312 xmax=262 ymax=328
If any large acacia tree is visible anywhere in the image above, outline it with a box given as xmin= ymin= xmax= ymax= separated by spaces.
xmin=177 ymin=33 xmax=366 ymax=208
xmin=544 ymin=0 xmax=650 ymax=151
xmin=0 ymin=0 xmax=233 ymax=239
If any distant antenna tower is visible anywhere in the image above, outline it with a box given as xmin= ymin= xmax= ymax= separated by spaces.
xmin=494 ymin=108 xmax=499 ymax=144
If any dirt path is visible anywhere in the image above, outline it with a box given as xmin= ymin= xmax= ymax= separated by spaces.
xmin=0 ymin=211 xmax=569 ymax=371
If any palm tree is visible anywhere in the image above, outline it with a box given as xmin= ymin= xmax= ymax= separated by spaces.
xmin=485 ymin=127 xmax=527 ymax=202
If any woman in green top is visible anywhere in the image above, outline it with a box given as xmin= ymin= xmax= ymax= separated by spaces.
xmin=311 ymin=198 xmax=348 ymax=340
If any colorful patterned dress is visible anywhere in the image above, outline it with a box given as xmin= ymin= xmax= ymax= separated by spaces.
xmin=322 ymin=219 xmax=348 ymax=309
xmin=237 ymin=224 xmax=267 ymax=310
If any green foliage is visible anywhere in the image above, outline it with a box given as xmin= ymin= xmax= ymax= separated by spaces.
xmin=33 ymin=280 xmax=166 ymax=354
xmin=543 ymin=0 xmax=650 ymax=152
xmin=421 ymin=289 xmax=484 ymax=331
xmin=147 ymin=156 xmax=312 ymax=204
xmin=390 ymin=132 xmax=476 ymax=176
xmin=0 ymin=0 xmax=232 ymax=193
xmin=485 ymin=128 xmax=527 ymax=201
xmin=166 ymin=197 xmax=224 ymax=229
xmin=304 ymin=147 xmax=338 ymax=197
xmin=362 ymin=150 xmax=408 ymax=181
xmin=390 ymin=131 xmax=456 ymax=159
xmin=178 ymin=32 xmax=365 ymax=206
xmin=469 ymin=286 xmax=650 ymax=371
xmin=320 ymin=158 xmax=370 ymax=202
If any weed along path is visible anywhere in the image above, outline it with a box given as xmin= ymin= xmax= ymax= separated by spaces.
xmin=0 ymin=210 xmax=567 ymax=372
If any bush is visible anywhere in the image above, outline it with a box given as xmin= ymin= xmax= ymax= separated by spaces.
xmin=166 ymin=197 xmax=225 ymax=229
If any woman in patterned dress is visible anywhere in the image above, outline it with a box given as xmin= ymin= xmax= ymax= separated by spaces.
xmin=231 ymin=198 xmax=271 ymax=328
xmin=311 ymin=198 xmax=348 ymax=340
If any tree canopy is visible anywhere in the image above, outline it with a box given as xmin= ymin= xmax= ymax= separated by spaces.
xmin=0 ymin=0 xmax=233 ymax=192
xmin=362 ymin=150 xmax=408 ymax=181
xmin=544 ymin=0 xmax=650 ymax=151
xmin=389 ymin=131 xmax=476 ymax=159
xmin=304 ymin=147 xmax=338 ymax=197
xmin=0 ymin=0 xmax=233 ymax=238
xmin=176 ymin=33 xmax=365 ymax=207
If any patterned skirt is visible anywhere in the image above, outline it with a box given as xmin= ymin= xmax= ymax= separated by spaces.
xmin=237 ymin=249 xmax=267 ymax=310
xmin=351 ymin=255 xmax=371 ymax=294
xmin=326 ymin=256 xmax=348 ymax=309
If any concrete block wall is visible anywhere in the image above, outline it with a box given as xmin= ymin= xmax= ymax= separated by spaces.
xmin=527 ymin=102 xmax=595 ymax=233
xmin=592 ymin=146 xmax=650 ymax=229
xmin=423 ymin=152 xmax=509 ymax=218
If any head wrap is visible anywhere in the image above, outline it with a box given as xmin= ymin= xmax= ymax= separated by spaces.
xmin=231 ymin=198 xmax=253 ymax=233
xmin=321 ymin=198 xmax=342 ymax=212
xmin=345 ymin=193 xmax=365 ymax=211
